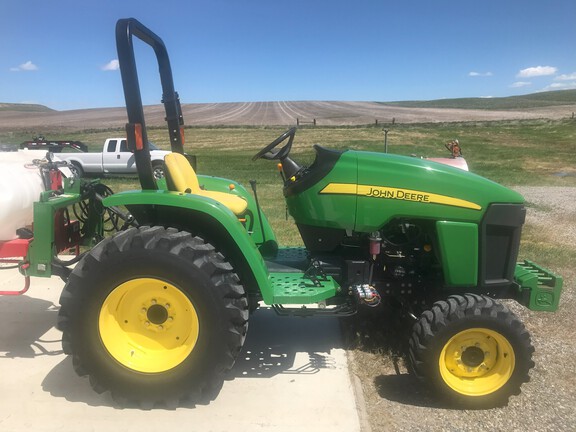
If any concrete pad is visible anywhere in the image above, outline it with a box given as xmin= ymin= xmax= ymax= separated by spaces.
xmin=0 ymin=267 xmax=361 ymax=432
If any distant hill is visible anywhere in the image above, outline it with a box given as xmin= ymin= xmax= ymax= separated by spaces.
xmin=380 ymin=89 xmax=576 ymax=110
xmin=1 ymin=91 xmax=575 ymax=132
xmin=0 ymin=103 xmax=54 ymax=112
xmin=2 ymin=90 xmax=575 ymax=115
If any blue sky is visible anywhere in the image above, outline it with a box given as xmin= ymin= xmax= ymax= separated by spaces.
xmin=1 ymin=0 xmax=575 ymax=111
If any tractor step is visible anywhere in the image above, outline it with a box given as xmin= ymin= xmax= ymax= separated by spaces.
xmin=269 ymin=272 xmax=338 ymax=304
xmin=265 ymin=247 xmax=309 ymax=273
xmin=271 ymin=302 xmax=356 ymax=317
xmin=515 ymin=260 xmax=563 ymax=312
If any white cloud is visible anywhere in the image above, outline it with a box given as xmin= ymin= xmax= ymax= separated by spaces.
xmin=9 ymin=60 xmax=38 ymax=72
xmin=469 ymin=71 xmax=493 ymax=77
xmin=555 ymin=72 xmax=576 ymax=81
xmin=510 ymin=81 xmax=532 ymax=88
xmin=540 ymin=82 xmax=576 ymax=91
xmin=517 ymin=66 xmax=557 ymax=78
xmin=101 ymin=59 xmax=120 ymax=71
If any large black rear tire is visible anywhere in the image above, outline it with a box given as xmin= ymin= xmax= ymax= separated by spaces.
xmin=58 ymin=226 xmax=248 ymax=408
xmin=408 ymin=294 xmax=534 ymax=409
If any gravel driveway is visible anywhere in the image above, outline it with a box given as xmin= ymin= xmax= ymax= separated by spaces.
xmin=348 ymin=186 xmax=576 ymax=432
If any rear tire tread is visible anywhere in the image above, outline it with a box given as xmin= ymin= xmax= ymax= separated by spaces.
xmin=58 ymin=226 xmax=248 ymax=408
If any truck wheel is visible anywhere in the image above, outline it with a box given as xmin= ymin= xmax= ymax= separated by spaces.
xmin=408 ymin=294 xmax=534 ymax=409
xmin=58 ymin=226 xmax=248 ymax=408
xmin=152 ymin=161 xmax=165 ymax=179
xmin=69 ymin=162 xmax=83 ymax=178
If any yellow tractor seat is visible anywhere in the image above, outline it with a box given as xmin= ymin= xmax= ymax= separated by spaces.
xmin=164 ymin=153 xmax=248 ymax=215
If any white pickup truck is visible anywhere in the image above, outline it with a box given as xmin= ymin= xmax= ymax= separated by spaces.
xmin=62 ymin=138 xmax=170 ymax=178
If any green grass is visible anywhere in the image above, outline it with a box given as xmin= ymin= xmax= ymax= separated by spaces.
xmin=519 ymin=224 xmax=576 ymax=269
xmin=177 ymin=120 xmax=576 ymax=185
xmin=2 ymin=120 xmax=575 ymax=244
xmin=3 ymin=120 xmax=575 ymax=187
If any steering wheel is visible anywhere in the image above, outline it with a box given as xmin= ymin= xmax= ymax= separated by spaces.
xmin=252 ymin=127 xmax=297 ymax=161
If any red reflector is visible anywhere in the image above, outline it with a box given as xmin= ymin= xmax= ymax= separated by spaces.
xmin=50 ymin=170 xmax=63 ymax=190
xmin=134 ymin=123 xmax=144 ymax=150
xmin=180 ymin=127 xmax=186 ymax=146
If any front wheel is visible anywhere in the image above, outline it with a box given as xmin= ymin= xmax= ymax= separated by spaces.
xmin=58 ymin=226 xmax=248 ymax=407
xmin=408 ymin=294 xmax=534 ymax=409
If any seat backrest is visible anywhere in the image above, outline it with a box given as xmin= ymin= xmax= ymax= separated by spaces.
xmin=164 ymin=153 xmax=200 ymax=193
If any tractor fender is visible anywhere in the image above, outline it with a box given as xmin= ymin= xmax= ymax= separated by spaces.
xmin=103 ymin=190 xmax=273 ymax=302
xmin=196 ymin=175 xmax=277 ymax=246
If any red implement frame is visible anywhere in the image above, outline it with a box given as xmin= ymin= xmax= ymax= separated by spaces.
xmin=0 ymin=238 xmax=32 ymax=295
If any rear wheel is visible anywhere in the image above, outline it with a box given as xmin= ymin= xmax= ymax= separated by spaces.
xmin=408 ymin=294 xmax=534 ymax=409
xmin=152 ymin=161 xmax=165 ymax=179
xmin=68 ymin=162 xmax=83 ymax=178
xmin=58 ymin=226 xmax=248 ymax=407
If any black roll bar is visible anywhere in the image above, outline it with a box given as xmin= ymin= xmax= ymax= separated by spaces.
xmin=115 ymin=18 xmax=185 ymax=190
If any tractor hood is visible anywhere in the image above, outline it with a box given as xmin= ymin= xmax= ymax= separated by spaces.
xmin=285 ymin=149 xmax=524 ymax=233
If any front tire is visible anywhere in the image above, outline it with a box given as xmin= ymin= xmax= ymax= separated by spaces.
xmin=408 ymin=294 xmax=534 ymax=409
xmin=58 ymin=226 xmax=248 ymax=407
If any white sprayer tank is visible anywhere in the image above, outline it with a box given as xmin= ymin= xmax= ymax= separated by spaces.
xmin=0 ymin=150 xmax=47 ymax=241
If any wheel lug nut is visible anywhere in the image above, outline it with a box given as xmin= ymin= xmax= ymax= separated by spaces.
xmin=151 ymin=299 xmax=157 ymax=305
xmin=145 ymin=321 xmax=150 ymax=327
xmin=165 ymin=303 xmax=170 ymax=309
xmin=141 ymin=308 xmax=147 ymax=313
xmin=158 ymin=325 xmax=163 ymax=330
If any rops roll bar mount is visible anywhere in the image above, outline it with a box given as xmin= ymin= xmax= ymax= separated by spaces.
xmin=115 ymin=18 xmax=185 ymax=190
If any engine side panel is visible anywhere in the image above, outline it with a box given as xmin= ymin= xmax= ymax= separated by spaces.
xmin=436 ymin=221 xmax=478 ymax=287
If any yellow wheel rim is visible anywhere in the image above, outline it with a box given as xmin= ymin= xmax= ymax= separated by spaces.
xmin=439 ymin=328 xmax=515 ymax=397
xmin=99 ymin=278 xmax=199 ymax=373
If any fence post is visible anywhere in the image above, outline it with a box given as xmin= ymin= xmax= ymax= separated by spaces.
xmin=383 ymin=129 xmax=389 ymax=153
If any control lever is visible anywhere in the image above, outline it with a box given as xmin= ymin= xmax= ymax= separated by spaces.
xmin=249 ymin=180 xmax=266 ymax=243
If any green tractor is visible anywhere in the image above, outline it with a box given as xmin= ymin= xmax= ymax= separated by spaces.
xmin=6 ymin=19 xmax=562 ymax=409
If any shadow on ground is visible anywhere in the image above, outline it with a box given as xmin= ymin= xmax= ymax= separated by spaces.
xmin=228 ymin=308 xmax=342 ymax=379
xmin=341 ymin=305 xmax=458 ymax=410
xmin=41 ymin=307 xmax=344 ymax=408
xmin=372 ymin=374 xmax=454 ymax=409
xmin=0 ymin=295 xmax=62 ymax=358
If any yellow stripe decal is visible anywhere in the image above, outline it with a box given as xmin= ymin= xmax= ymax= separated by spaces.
xmin=320 ymin=183 xmax=481 ymax=211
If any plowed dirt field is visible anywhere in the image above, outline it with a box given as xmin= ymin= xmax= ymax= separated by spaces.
xmin=1 ymin=101 xmax=575 ymax=132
